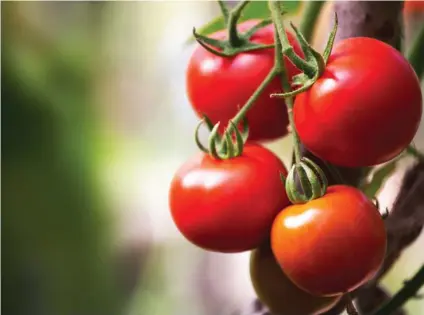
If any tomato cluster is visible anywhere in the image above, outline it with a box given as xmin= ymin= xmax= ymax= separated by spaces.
xmin=170 ymin=9 xmax=422 ymax=315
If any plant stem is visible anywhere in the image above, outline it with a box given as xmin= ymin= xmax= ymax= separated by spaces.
xmin=269 ymin=0 xmax=302 ymax=164
xmin=227 ymin=0 xmax=250 ymax=47
xmin=269 ymin=1 xmax=316 ymax=78
xmin=371 ymin=265 xmax=424 ymax=315
xmin=406 ymin=22 xmax=424 ymax=80
xmin=299 ymin=1 xmax=325 ymax=42
xmin=231 ymin=68 xmax=277 ymax=125
xmin=217 ymin=0 xmax=230 ymax=24
xmin=407 ymin=144 xmax=424 ymax=161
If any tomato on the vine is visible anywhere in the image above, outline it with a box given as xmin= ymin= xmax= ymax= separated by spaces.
xmin=271 ymin=185 xmax=387 ymax=297
xmin=250 ymin=240 xmax=341 ymax=315
xmin=186 ymin=20 xmax=304 ymax=142
xmin=169 ymin=144 xmax=290 ymax=253
xmin=294 ymin=37 xmax=422 ymax=167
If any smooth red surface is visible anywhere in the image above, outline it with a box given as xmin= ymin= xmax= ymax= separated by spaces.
xmin=250 ymin=241 xmax=341 ymax=315
xmin=169 ymin=144 xmax=290 ymax=253
xmin=404 ymin=1 xmax=424 ymax=13
xmin=294 ymin=37 xmax=422 ymax=167
xmin=186 ymin=20 xmax=303 ymax=142
xmin=271 ymin=185 xmax=387 ymax=296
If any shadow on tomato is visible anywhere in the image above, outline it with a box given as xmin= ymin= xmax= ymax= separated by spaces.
xmin=250 ymin=241 xmax=341 ymax=315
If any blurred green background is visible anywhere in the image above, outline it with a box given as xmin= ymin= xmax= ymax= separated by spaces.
xmin=2 ymin=1 xmax=424 ymax=315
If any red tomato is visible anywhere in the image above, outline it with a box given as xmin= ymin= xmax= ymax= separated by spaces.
xmin=271 ymin=185 xmax=387 ymax=296
xmin=404 ymin=1 xmax=424 ymax=13
xmin=294 ymin=37 xmax=422 ymax=167
xmin=169 ymin=144 xmax=290 ymax=253
xmin=186 ymin=20 xmax=303 ymax=142
xmin=250 ymin=240 xmax=342 ymax=315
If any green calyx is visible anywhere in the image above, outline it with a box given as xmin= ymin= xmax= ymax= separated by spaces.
xmin=193 ymin=0 xmax=280 ymax=57
xmin=271 ymin=13 xmax=338 ymax=99
xmin=194 ymin=116 xmax=249 ymax=160
xmin=285 ymin=158 xmax=328 ymax=204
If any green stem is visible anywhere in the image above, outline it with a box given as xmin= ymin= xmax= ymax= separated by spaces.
xmin=407 ymin=22 xmax=424 ymax=80
xmin=227 ymin=0 xmax=250 ymax=47
xmin=299 ymin=1 xmax=325 ymax=42
xmin=231 ymin=68 xmax=278 ymax=125
xmin=217 ymin=0 xmax=230 ymax=24
xmin=371 ymin=265 xmax=424 ymax=315
xmin=269 ymin=1 xmax=316 ymax=78
xmin=269 ymin=0 xmax=302 ymax=164
xmin=407 ymin=144 xmax=424 ymax=161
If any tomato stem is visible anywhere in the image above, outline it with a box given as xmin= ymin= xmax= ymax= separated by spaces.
xmin=407 ymin=144 xmax=424 ymax=161
xmin=299 ymin=1 xmax=325 ymax=43
xmin=192 ymin=1 xmax=275 ymax=58
xmin=227 ymin=0 xmax=250 ymax=47
xmin=270 ymin=0 xmax=328 ymax=204
xmin=371 ymin=265 xmax=424 ymax=315
xmin=231 ymin=69 xmax=278 ymax=126
xmin=272 ymin=12 xmax=316 ymax=78
xmin=269 ymin=0 xmax=301 ymax=164
xmin=217 ymin=0 xmax=230 ymax=24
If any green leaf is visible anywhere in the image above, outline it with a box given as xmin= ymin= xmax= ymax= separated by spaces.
xmin=186 ymin=1 xmax=301 ymax=44
xmin=361 ymin=161 xmax=399 ymax=199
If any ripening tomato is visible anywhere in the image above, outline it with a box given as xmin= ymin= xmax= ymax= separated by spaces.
xmin=169 ymin=144 xmax=290 ymax=253
xmin=294 ymin=37 xmax=422 ymax=167
xmin=250 ymin=240 xmax=342 ymax=315
xmin=271 ymin=185 xmax=387 ymax=296
xmin=186 ymin=20 xmax=304 ymax=142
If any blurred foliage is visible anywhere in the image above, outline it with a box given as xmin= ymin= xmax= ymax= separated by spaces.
xmin=2 ymin=2 xmax=125 ymax=315
xmin=187 ymin=0 xmax=301 ymax=43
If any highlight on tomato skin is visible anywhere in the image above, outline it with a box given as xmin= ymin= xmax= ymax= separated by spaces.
xmin=186 ymin=20 xmax=304 ymax=142
xmin=271 ymin=185 xmax=387 ymax=297
xmin=293 ymin=37 xmax=423 ymax=167
xmin=169 ymin=144 xmax=290 ymax=253
xmin=250 ymin=240 xmax=342 ymax=315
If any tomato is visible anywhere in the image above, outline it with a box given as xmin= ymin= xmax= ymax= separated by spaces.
xmin=271 ymin=185 xmax=387 ymax=296
xmin=404 ymin=1 xmax=424 ymax=13
xmin=250 ymin=240 xmax=341 ymax=315
xmin=294 ymin=37 xmax=422 ymax=167
xmin=169 ymin=144 xmax=290 ymax=253
xmin=186 ymin=20 xmax=304 ymax=142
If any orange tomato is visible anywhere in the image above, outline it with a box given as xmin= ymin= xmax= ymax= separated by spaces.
xmin=271 ymin=185 xmax=387 ymax=296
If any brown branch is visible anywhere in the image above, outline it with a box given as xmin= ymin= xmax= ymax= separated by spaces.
xmin=334 ymin=1 xmax=403 ymax=48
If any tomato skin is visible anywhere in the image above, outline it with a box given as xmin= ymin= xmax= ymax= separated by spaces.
xmin=404 ymin=1 xmax=424 ymax=13
xmin=186 ymin=20 xmax=303 ymax=142
xmin=250 ymin=240 xmax=341 ymax=315
xmin=271 ymin=185 xmax=387 ymax=296
xmin=169 ymin=144 xmax=290 ymax=253
xmin=294 ymin=37 xmax=422 ymax=167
